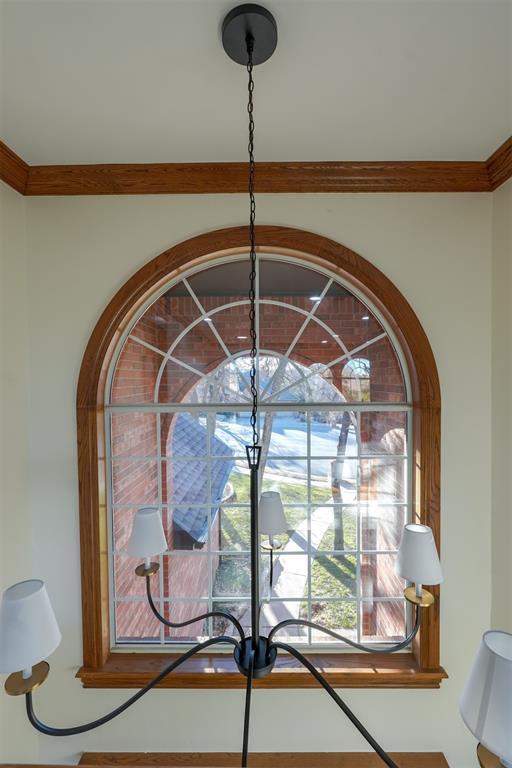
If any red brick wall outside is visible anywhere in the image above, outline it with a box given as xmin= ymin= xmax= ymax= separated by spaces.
xmin=110 ymin=287 xmax=407 ymax=643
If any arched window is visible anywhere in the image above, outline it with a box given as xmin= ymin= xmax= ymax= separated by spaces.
xmin=77 ymin=226 xmax=442 ymax=688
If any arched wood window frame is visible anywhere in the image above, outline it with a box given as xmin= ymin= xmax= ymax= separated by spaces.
xmin=76 ymin=226 xmax=446 ymax=689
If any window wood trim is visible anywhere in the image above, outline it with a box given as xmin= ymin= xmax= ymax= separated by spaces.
xmin=76 ymin=225 xmax=443 ymax=688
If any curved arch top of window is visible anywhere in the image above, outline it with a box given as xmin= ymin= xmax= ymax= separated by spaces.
xmin=77 ymin=226 xmax=442 ymax=688
xmin=109 ymin=255 xmax=409 ymax=408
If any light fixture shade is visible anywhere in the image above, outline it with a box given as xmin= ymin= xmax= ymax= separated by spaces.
xmin=460 ymin=631 xmax=512 ymax=763
xmin=259 ymin=491 xmax=287 ymax=535
xmin=127 ymin=507 xmax=168 ymax=558
xmin=0 ymin=579 xmax=61 ymax=674
xmin=396 ymin=523 xmax=443 ymax=585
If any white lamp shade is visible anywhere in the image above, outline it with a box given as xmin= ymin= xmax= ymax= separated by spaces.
xmin=460 ymin=631 xmax=512 ymax=763
xmin=0 ymin=579 xmax=61 ymax=674
xmin=127 ymin=507 xmax=167 ymax=558
xmin=259 ymin=491 xmax=287 ymax=536
xmin=396 ymin=523 xmax=443 ymax=585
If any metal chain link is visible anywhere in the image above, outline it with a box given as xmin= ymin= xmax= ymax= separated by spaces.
xmin=246 ymin=35 xmax=258 ymax=453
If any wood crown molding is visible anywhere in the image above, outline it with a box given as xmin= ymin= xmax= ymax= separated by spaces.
xmin=78 ymin=752 xmax=450 ymax=767
xmin=0 ymin=136 xmax=510 ymax=195
xmin=486 ymin=135 xmax=512 ymax=191
xmin=0 ymin=140 xmax=29 ymax=194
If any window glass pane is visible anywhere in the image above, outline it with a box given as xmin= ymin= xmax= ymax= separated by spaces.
xmin=361 ymin=504 xmax=406 ymax=551
xmin=158 ymin=359 xmax=201 ymax=403
xmin=164 ymin=601 xmax=209 ymax=642
xmin=131 ymin=284 xmax=202 ymax=355
xmin=261 ymin=602 xmax=307 ymax=642
xmin=292 ymin=319 xmax=343 ymax=368
xmin=171 ymin=323 xmax=225 ymax=375
xmin=313 ymin=285 xmax=384 ymax=350
xmin=212 ymin=412 xmax=252 ymax=457
xmin=111 ymin=338 xmax=162 ymax=404
xmin=111 ymin=412 xmax=157 ymax=458
xmin=361 ymin=553 xmax=404 ymax=598
xmin=262 ymin=459 xmax=309 ymax=504
xmin=310 ymin=553 xmax=357 ymax=599
xmin=225 ymin=460 xmax=250 ymax=503
xmin=362 ymin=336 xmax=406 ymax=402
xmin=217 ymin=506 xmax=250 ymax=552
xmin=114 ymin=554 xmax=161 ymax=599
xmin=359 ymin=412 xmax=407 ymax=455
xmin=259 ymin=302 xmax=306 ymax=356
xmin=279 ymin=375 xmax=339 ymax=405
xmin=187 ymin=260 xmax=248 ymax=304
xmin=182 ymin=363 xmax=248 ymax=405
xmin=213 ymin=554 xmax=251 ymax=598
xmin=308 ymin=600 xmax=357 ymax=642
xmin=167 ymin=507 xmax=210 ymax=551
xmin=310 ymin=457 xmax=358 ymax=504
xmin=161 ymin=412 xmax=207 ymax=458
xmin=167 ymin=555 xmax=209 ymax=599
xmin=116 ymin=601 xmax=161 ymax=643
xmin=266 ymin=411 xmax=307 ymax=457
xmin=265 ymin=505 xmax=308 ymax=549
xmin=259 ymin=259 xmax=327 ymax=300
xmin=209 ymin=306 xmax=251 ymax=356
xmin=272 ymin=553 xmax=309 ymax=599
xmin=166 ymin=460 xmax=211 ymax=507
xmin=112 ymin=460 xmax=159 ymax=505
xmin=212 ymin=601 xmax=251 ymax=637
xmin=310 ymin=411 xmax=357 ymax=457
xmin=113 ymin=506 xmax=147 ymax=552
xmin=361 ymin=599 xmax=406 ymax=642
xmin=359 ymin=458 xmax=407 ymax=503
xmin=314 ymin=505 xmax=357 ymax=552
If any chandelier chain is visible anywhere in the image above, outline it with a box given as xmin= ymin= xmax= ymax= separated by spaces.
xmin=246 ymin=35 xmax=258 ymax=451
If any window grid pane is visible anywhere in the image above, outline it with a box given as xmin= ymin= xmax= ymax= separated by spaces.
xmin=106 ymin=255 xmax=411 ymax=650
xmin=109 ymin=404 xmax=409 ymax=649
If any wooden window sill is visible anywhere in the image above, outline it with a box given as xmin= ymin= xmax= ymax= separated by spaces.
xmin=76 ymin=651 xmax=447 ymax=689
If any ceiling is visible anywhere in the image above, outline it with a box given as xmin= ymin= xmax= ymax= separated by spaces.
xmin=1 ymin=0 xmax=510 ymax=165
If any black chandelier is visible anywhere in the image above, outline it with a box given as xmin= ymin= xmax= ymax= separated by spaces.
xmin=0 ymin=6 xmax=442 ymax=767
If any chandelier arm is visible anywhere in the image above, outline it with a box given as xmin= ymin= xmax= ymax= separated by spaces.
xmin=241 ymin=649 xmax=255 ymax=768
xmin=271 ymin=642 xmax=400 ymax=768
xmin=145 ymin=575 xmax=246 ymax=642
xmin=268 ymin=606 xmax=421 ymax=652
xmin=24 ymin=636 xmax=239 ymax=737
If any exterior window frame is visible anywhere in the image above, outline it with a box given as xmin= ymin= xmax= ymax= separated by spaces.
xmin=76 ymin=225 xmax=445 ymax=689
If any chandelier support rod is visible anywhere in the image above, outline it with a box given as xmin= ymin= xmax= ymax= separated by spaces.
xmin=24 ymin=636 xmax=239 ymax=737
xmin=241 ymin=649 xmax=255 ymax=767
xmin=249 ymin=461 xmax=261 ymax=644
xmin=271 ymin=642 xmax=400 ymax=768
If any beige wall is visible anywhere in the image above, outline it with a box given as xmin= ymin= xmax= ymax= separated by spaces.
xmin=491 ymin=178 xmax=512 ymax=632
xmin=0 ymin=183 xmax=37 ymax=761
xmin=0 ymin=190 xmax=496 ymax=765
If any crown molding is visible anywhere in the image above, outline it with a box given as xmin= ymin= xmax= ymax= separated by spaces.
xmin=1 ymin=137 xmax=510 ymax=196
xmin=24 ymin=160 xmax=490 ymax=194
xmin=486 ymin=135 xmax=512 ymax=190
xmin=0 ymin=140 xmax=29 ymax=194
